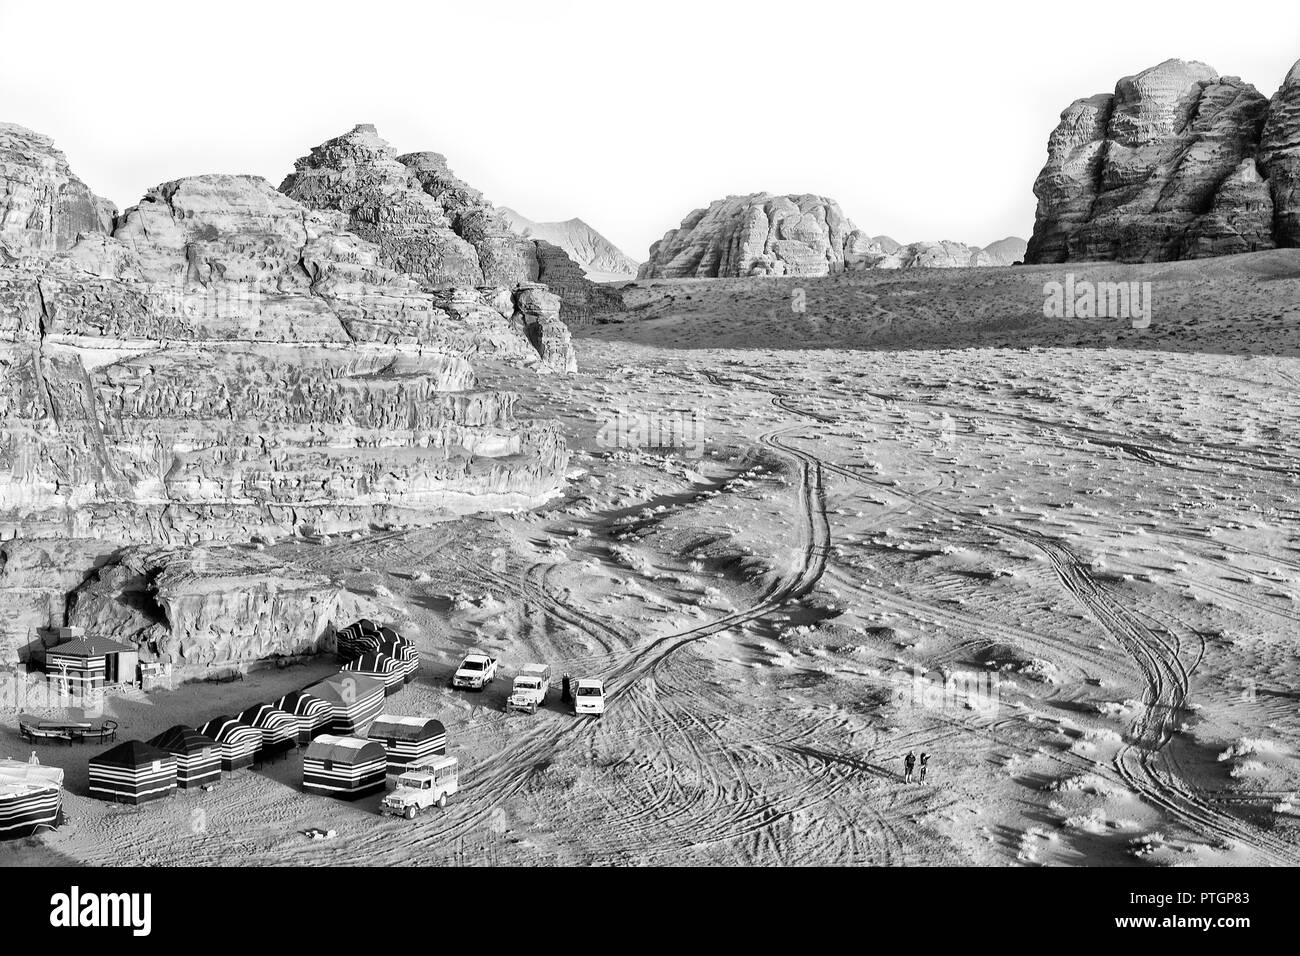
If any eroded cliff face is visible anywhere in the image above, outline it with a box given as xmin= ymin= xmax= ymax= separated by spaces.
xmin=0 ymin=123 xmax=116 ymax=255
xmin=65 ymin=546 xmax=375 ymax=679
xmin=0 ymin=127 xmax=576 ymax=667
xmin=1026 ymin=58 xmax=1300 ymax=263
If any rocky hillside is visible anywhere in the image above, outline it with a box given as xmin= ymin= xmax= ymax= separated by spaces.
xmin=640 ymin=193 xmax=1026 ymax=277
xmin=281 ymin=125 xmax=620 ymax=325
xmin=0 ymin=125 xmax=580 ymax=668
xmin=500 ymin=208 xmax=639 ymax=279
xmin=1026 ymin=58 xmax=1300 ymax=263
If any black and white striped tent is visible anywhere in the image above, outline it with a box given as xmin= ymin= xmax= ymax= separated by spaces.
xmin=377 ymin=640 xmax=419 ymax=683
xmin=335 ymin=619 xmax=384 ymax=662
xmin=275 ymin=690 xmax=334 ymax=744
xmin=302 ymin=735 xmax=388 ymax=799
xmin=377 ymin=624 xmax=407 ymax=645
xmin=366 ymin=715 xmax=446 ymax=777
xmin=147 ymin=725 xmax=221 ymax=789
xmin=44 ymin=636 xmax=135 ymax=692
xmin=237 ymin=704 xmax=299 ymax=756
xmin=197 ymin=716 xmax=261 ymax=771
xmin=303 ymin=673 xmax=386 ymax=735
xmin=0 ymin=760 xmax=64 ymax=838
xmin=342 ymin=653 xmax=405 ymax=696
xmin=87 ymin=740 xmax=176 ymax=805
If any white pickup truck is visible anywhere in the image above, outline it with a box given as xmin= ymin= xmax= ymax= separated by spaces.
xmin=506 ymin=664 xmax=551 ymax=714
xmin=574 ymin=678 xmax=606 ymax=716
xmin=450 ymin=650 xmax=498 ymax=691
xmin=380 ymin=757 xmax=459 ymax=819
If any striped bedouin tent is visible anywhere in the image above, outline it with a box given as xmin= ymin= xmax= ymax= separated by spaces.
xmin=342 ymin=653 xmax=405 ymax=696
xmin=377 ymin=624 xmax=407 ymax=645
xmin=334 ymin=619 xmax=384 ymax=662
xmin=366 ymin=715 xmax=447 ymax=777
xmin=302 ymin=734 xmax=388 ymax=799
xmin=303 ymin=673 xmax=385 ymax=735
xmin=0 ymin=760 xmax=64 ymax=839
xmin=147 ymin=725 xmax=221 ymax=789
xmin=274 ymin=690 xmax=334 ymax=744
xmin=44 ymin=637 xmax=134 ymax=692
xmin=377 ymin=640 xmax=419 ymax=683
xmin=197 ymin=716 xmax=261 ymax=771
xmin=87 ymin=740 xmax=176 ymax=805
xmin=237 ymin=704 xmax=299 ymax=755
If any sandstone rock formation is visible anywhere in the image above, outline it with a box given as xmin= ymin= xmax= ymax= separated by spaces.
xmin=980 ymin=237 xmax=1028 ymax=266
xmin=281 ymin=125 xmax=616 ymax=333
xmin=66 ymin=546 xmax=374 ymax=679
xmin=0 ymin=125 xmax=581 ymax=666
xmin=638 ymin=193 xmax=869 ymax=278
xmin=640 ymin=193 xmax=1025 ymax=277
xmin=500 ymin=208 xmax=639 ymax=279
xmin=1 ymin=123 xmax=115 ymax=254
xmin=1261 ymin=61 xmax=1300 ymax=247
xmin=1026 ymin=58 xmax=1300 ymax=263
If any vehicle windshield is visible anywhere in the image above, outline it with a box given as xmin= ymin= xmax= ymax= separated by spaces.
xmin=461 ymin=660 xmax=485 ymax=671
xmin=577 ymin=686 xmax=602 ymax=696
xmin=515 ymin=679 xmax=538 ymax=689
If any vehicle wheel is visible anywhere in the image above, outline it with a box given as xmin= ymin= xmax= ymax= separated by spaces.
xmin=437 ymin=793 xmax=448 ymax=809
xmin=405 ymin=805 xmax=417 ymax=820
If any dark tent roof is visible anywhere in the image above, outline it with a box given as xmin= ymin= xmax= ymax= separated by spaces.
xmin=47 ymin=636 xmax=136 ymax=658
xmin=304 ymin=734 xmax=386 ymax=764
xmin=368 ymin=715 xmax=445 ymax=742
xmin=305 ymin=673 xmax=385 ymax=705
xmin=148 ymin=726 xmax=219 ymax=755
xmin=91 ymin=739 xmax=173 ymax=768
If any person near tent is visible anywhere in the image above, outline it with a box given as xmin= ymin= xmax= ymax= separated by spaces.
xmin=919 ymin=751 xmax=929 ymax=784
xmin=903 ymin=751 xmax=915 ymax=783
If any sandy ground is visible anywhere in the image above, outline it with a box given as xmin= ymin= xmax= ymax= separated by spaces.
xmin=4 ymin=252 xmax=1300 ymax=866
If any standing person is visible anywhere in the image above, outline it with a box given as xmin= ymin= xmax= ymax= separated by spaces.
xmin=903 ymin=751 xmax=915 ymax=783
xmin=28 ymin=750 xmax=39 ymax=765
xmin=919 ymin=751 xmax=929 ymax=784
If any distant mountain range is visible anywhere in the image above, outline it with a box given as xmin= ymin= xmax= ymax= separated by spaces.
xmin=500 ymin=208 xmax=639 ymax=281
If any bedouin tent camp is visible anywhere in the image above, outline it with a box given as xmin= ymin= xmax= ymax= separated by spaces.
xmin=377 ymin=640 xmax=419 ymax=683
xmin=0 ymin=759 xmax=64 ymax=838
xmin=366 ymin=714 xmax=446 ymax=777
xmin=275 ymin=690 xmax=334 ymax=744
xmin=237 ymin=704 xmax=299 ymax=756
xmin=87 ymin=740 xmax=176 ymax=805
xmin=342 ymin=653 xmax=405 ymax=696
xmin=147 ymin=725 xmax=221 ymax=789
xmin=303 ymin=673 xmax=385 ymax=735
xmin=197 ymin=716 xmax=262 ymax=771
xmin=302 ymin=734 xmax=388 ymax=798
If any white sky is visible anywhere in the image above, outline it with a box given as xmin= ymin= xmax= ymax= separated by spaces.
xmin=2 ymin=0 xmax=1298 ymax=259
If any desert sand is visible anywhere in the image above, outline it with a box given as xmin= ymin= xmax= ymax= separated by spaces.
xmin=4 ymin=252 xmax=1299 ymax=866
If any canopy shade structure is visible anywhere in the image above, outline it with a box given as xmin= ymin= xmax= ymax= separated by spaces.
xmin=303 ymin=673 xmax=385 ymax=735
xmin=377 ymin=641 xmax=419 ymax=683
xmin=0 ymin=760 xmax=64 ymax=838
xmin=274 ymin=690 xmax=334 ymax=744
xmin=147 ymin=725 xmax=221 ymax=788
xmin=237 ymin=704 xmax=299 ymax=755
xmin=302 ymin=734 xmax=387 ymax=799
xmin=367 ymin=714 xmax=446 ymax=777
xmin=87 ymin=740 xmax=176 ymax=805
xmin=197 ymin=716 xmax=262 ymax=771
xmin=342 ymin=653 xmax=405 ymax=696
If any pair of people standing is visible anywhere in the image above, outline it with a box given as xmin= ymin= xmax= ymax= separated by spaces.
xmin=903 ymin=751 xmax=929 ymax=783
